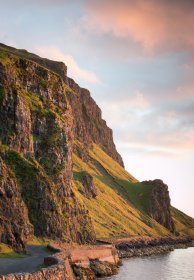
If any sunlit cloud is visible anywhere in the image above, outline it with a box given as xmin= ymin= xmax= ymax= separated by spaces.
xmin=103 ymin=90 xmax=150 ymax=109
xmin=100 ymin=88 xmax=194 ymax=157
xmin=82 ymin=0 xmax=194 ymax=54
xmin=35 ymin=46 xmax=100 ymax=83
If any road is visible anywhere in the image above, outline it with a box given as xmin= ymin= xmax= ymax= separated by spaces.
xmin=0 ymin=245 xmax=51 ymax=275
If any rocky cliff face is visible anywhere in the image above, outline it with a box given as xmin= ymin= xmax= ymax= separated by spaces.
xmin=0 ymin=44 xmax=123 ymax=250
xmin=0 ymin=43 xmax=124 ymax=168
xmin=0 ymin=46 xmax=96 ymax=250
xmin=0 ymin=158 xmax=32 ymax=252
xmin=144 ymin=179 xmax=175 ymax=233
xmin=66 ymin=78 xmax=124 ymax=167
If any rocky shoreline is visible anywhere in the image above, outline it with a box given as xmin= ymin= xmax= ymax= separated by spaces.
xmin=0 ymin=237 xmax=193 ymax=279
xmin=100 ymin=236 xmax=194 ymax=259
xmin=118 ymin=242 xmax=193 ymax=258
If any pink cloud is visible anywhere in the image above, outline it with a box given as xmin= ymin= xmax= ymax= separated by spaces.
xmin=175 ymin=85 xmax=194 ymax=100
xmin=82 ymin=0 xmax=194 ymax=54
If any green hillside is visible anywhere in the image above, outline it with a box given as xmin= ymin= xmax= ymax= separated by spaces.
xmin=72 ymin=142 xmax=194 ymax=238
xmin=171 ymin=207 xmax=194 ymax=237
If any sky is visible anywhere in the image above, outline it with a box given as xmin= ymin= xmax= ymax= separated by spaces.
xmin=0 ymin=0 xmax=194 ymax=218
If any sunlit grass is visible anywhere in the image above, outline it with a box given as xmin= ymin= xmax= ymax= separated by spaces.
xmin=27 ymin=236 xmax=51 ymax=246
xmin=72 ymin=142 xmax=171 ymax=238
xmin=0 ymin=243 xmax=25 ymax=258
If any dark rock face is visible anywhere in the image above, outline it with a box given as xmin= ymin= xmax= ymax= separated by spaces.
xmin=90 ymin=260 xmax=118 ymax=277
xmin=0 ymin=158 xmax=33 ymax=252
xmin=72 ymin=264 xmax=95 ymax=280
xmin=67 ymin=83 xmax=124 ymax=167
xmin=144 ymin=179 xmax=175 ymax=232
xmin=72 ymin=259 xmax=119 ymax=279
xmin=80 ymin=172 xmax=97 ymax=199
xmin=0 ymin=49 xmax=96 ymax=249
xmin=0 ymin=43 xmax=124 ymax=167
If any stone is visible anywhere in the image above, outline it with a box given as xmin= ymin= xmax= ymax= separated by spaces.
xmin=90 ymin=259 xmax=118 ymax=277
xmin=143 ymin=179 xmax=175 ymax=232
xmin=72 ymin=265 xmax=95 ymax=280
xmin=67 ymin=81 xmax=124 ymax=167
xmin=0 ymin=158 xmax=33 ymax=252
xmin=80 ymin=172 xmax=97 ymax=199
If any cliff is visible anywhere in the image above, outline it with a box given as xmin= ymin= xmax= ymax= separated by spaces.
xmin=66 ymin=80 xmax=124 ymax=167
xmin=0 ymin=158 xmax=32 ymax=251
xmin=0 ymin=43 xmax=124 ymax=168
xmin=145 ymin=179 xmax=175 ymax=233
xmin=0 ymin=44 xmax=96 ymax=250
xmin=0 ymin=43 xmax=194 ymax=252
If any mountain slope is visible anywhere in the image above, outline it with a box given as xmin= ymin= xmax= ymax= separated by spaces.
xmin=0 ymin=43 xmax=193 ymax=251
xmin=73 ymin=143 xmax=170 ymax=238
xmin=72 ymin=142 xmax=194 ymax=238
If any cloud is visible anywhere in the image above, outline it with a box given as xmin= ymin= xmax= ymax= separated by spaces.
xmin=116 ymin=142 xmax=179 ymax=159
xmin=100 ymin=88 xmax=194 ymax=156
xmin=35 ymin=46 xmax=100 ymax=83
xmin=104 ymin=90 xmax=149 ymax=109
xmin=82 ymin=0 xmax=194 ymax=54
xmin=126 ymin=90 xmax=150 ymax=109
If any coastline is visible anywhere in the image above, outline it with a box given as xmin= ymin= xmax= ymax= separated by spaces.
xmin=0 ymin=236 xmax=193 ymax=280
xmin=98 ymin=236 xmax=194 ymax=259
xmin=118 ymin=242 xmax=193 ymax=258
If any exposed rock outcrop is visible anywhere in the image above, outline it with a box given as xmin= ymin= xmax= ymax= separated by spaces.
xmin=0 ymin=47 xmax=96 ymax=249
xmin=144 ymin=179 xmax=175 ymax=232
xmin=67 ymin=84 xmax=124 ymax=167
xmin=80 ymin=172 xmax=97 ymax=199
xmin=0 ymin=43 xmax=124 ymax=167
xmin=90 ymin=259 xmax=118 ymax=277
xmin=72 ymin=265 xmax=95 ymax=280
xmin=0 ymin=158 xmax=32 ymax=252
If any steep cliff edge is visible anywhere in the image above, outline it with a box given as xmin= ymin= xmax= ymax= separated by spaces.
xmin=146 ymin=180 xmax=175 ymax=233
xmin=66 ymin=82 xmax=124 ymax=167
xmin=0 ymin=43 xmax=124 ymax=168
xmin=0 ymin=43 xmax=193 ymax=252
xmin=0 ymin=158 xmax=32 ymax=252
xmin=0 ymin=44 xmax=96 ymax=250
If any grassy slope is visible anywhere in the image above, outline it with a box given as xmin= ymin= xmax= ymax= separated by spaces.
xmin=73 ymin=143 xmax=171 ymax=238
xmin=0 ymin=244 xmax=25 ymax=258
xmin=73 ymin=142 xmax=194 ymax=238
xmin=171 ymin=207 xmax=194 ymax=237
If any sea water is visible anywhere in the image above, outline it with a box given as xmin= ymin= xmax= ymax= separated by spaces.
xmin=105 ymin=247 xmax=194 ymax=280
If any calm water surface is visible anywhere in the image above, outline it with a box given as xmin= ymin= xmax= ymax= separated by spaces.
xmin=106 ymin=247 xmax=194 ymax=280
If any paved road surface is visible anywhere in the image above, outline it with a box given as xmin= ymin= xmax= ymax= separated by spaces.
xmin=0 ymin=245 xmax=51 ymax=275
